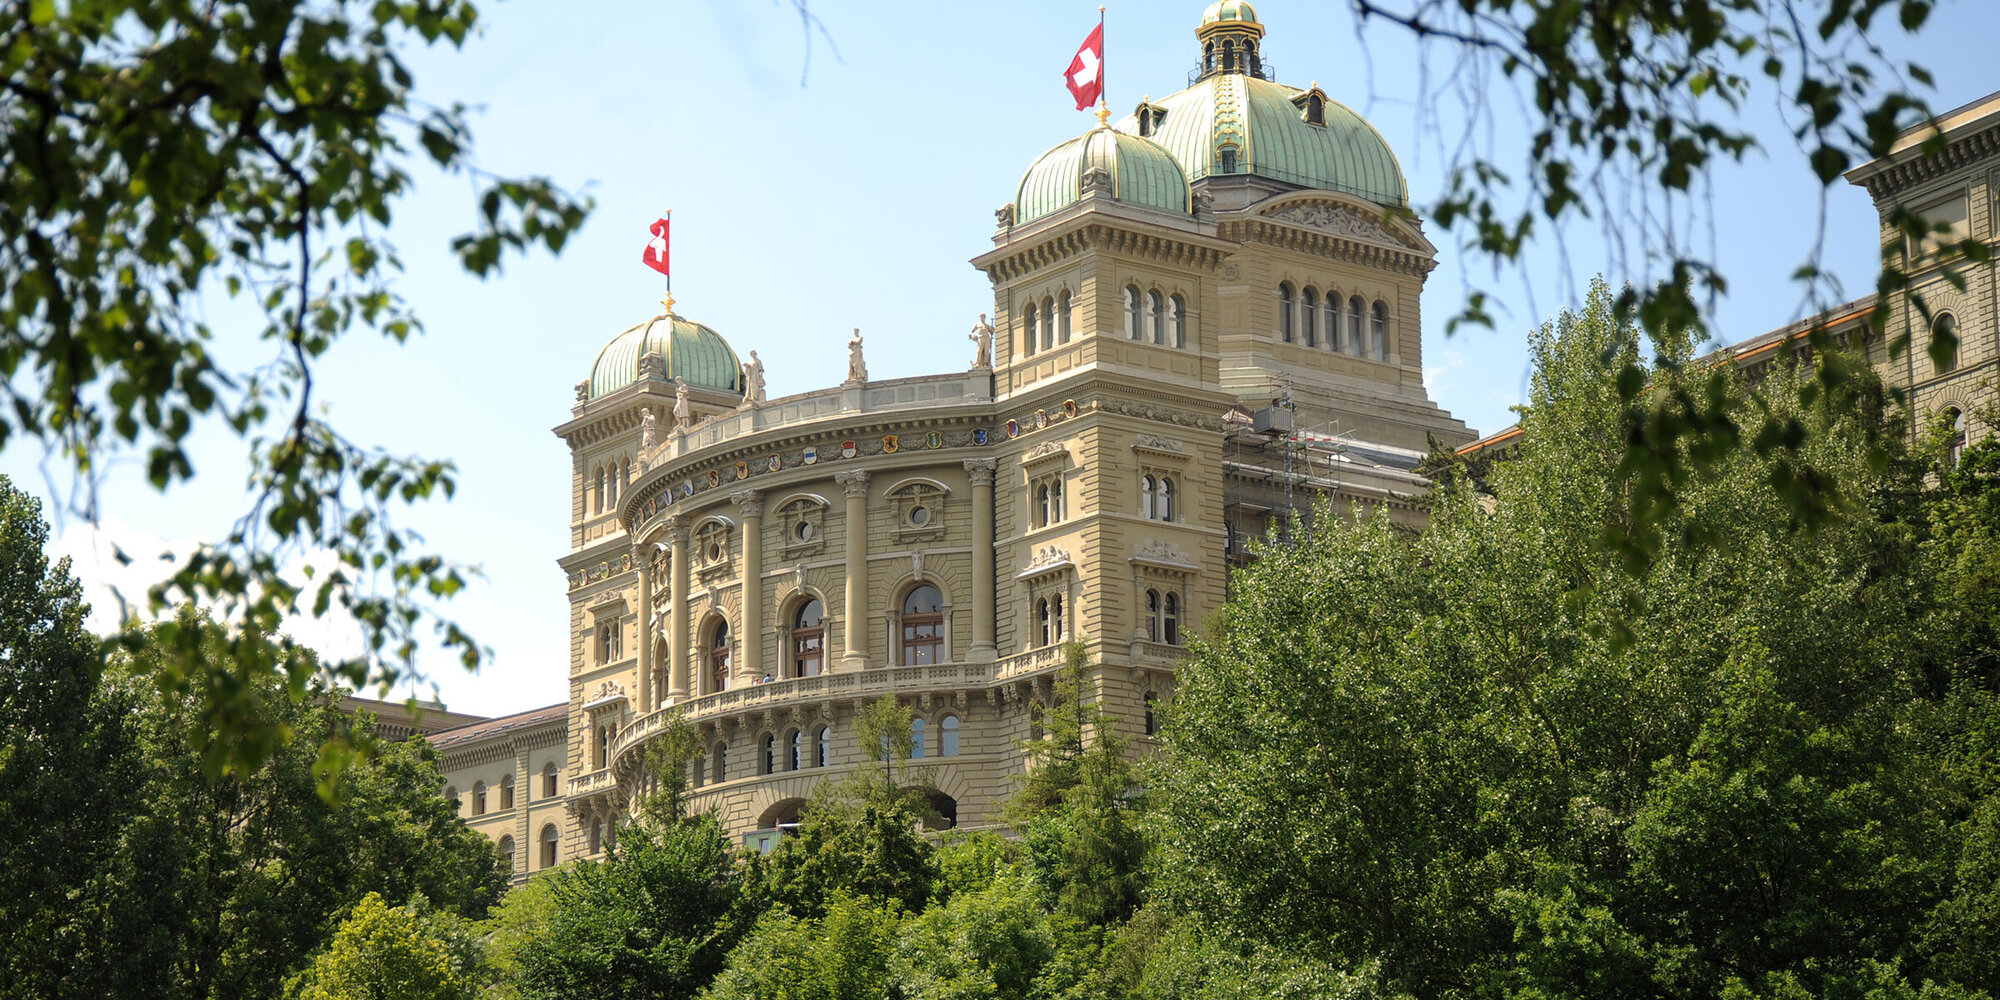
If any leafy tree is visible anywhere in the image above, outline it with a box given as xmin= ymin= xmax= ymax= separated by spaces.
xmin=107 ymin=617 xmax=506 ymax=1000
xmin=0 ymin=0 xmax=590 ymax=779
xmin=762 ymin=785 xmax=939 ymax=921
xmin=1012 ymin=642 xmax=1145 ymax=926
xmin=515 ymin=817 xmax=752 ymax=1000
xmin=854 ymin=693 xmax=917 ymax=791
xmin=700 ymin=894 xmax=900 ymax=1000
xmin=474 ymin=870 xmax=557 ymax=1000
xmin=287 ymin=893 xmax=480 ymax=1000
xmin=892 ymin=871 xmax=1055 ymax=1000
xmin=1151 ymin=279 xmax=1967 ymax=999
xmin=0 ymin=476 xmax=147 ymax=999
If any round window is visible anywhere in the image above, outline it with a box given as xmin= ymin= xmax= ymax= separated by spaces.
xmin=909 ymin=505 xmax=930 ymax=527
xmin=707 ymin=542 xmax=721 ymax=561
xmin=795 ymin=521 xmax=814 ymax=541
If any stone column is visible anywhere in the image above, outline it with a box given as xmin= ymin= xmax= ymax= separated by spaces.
xmin=732 ymin=490 xmax=765 ymax=685
xmin=634 ymin=541 xmax=654 ymax=712
xmin=668 ymin=516 xmax=691 ymax=702
xmin=834 ymin=470 xmax=872 ymax=668
xmin=964 ymin=458 xmax=998 ymax=662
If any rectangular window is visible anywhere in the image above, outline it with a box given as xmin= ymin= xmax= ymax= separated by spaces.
xmin=1911 ymin=191 xmax=1971 ymax=258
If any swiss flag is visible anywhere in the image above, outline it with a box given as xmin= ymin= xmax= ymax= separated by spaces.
xmin=1065 ymin=24 xmax=1103 ymax=111
xmin=641 ymin=217 xmax=670 ymax=276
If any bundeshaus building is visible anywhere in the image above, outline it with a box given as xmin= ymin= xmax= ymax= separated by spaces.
xmin=411 ymin=3 xmax=2000 ymax=878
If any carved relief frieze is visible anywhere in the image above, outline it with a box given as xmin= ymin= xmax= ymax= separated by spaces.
xmin=1266 ymin=202 xmax=1404 ymax=248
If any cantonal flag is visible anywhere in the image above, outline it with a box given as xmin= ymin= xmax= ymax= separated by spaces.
xmin=1065 ymin=23 xmax=1103 ymax=111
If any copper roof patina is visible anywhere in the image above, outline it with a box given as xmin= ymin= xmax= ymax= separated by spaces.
xmin=589 ymin=313 xmax=743 ymax=400
xmin=1014 ymin=127 xmax=1191 ymax=225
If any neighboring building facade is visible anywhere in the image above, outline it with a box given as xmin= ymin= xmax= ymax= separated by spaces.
xmin=1459 ymin=90 xmax=2000 ymax=461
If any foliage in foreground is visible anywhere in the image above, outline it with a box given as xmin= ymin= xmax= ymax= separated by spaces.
xmin=1153 ymin=279 xmax=2000 ymax=999
xmin=0 ymin=476 xmax=506 ymax=1000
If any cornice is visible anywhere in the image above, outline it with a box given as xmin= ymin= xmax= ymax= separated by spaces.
xmin=977 ymin=223 xmax=1232 ymax=283
xmin=1218 ymin=217 xmax=1437 ymax=278
xmin=1859 ymin=122 xmax=2000 ymax=201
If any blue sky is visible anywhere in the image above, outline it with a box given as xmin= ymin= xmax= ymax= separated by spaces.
xmin=7 ymin=0 xmax=1997 ymax=717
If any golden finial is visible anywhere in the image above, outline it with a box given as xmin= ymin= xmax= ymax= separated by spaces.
xmin=1096 ymin=105 xmax=1111 ymax=127
xmin=660 ymin=292 xmax=675 ymax=315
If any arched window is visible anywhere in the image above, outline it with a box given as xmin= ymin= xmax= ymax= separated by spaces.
xmin=1050 ymin=595 xmax=1064 ymax=643
xmin=911 ymin=717 xmax=927 ymax=759
xmin=445 ymin=786 xmax=459 ymax=812
xmin=1035 ymin=483 xmax=1051 ymax=527
xmin=706 ymin=618 xmax=731 ymax=694
xmin=1141 ymin=474 xmax=1157 ymax=519
xmin=619 ymin=458 xmax=629 ymax=499
xmin=1203 ymin=40 xmax=1214 ymax=70
xmin=788 ymin=729 xmax=803 ymax=771
xmin=1324 ymin=292 xmax=1341 ymax=351
xmin=1371 ymin=300 xmax=1389 ymax=359
xmin=1947 ymin=408 xmax=1968 ymax=467
xmin=471 ymin=781 xmax=487 ymax=816
xmin=1058 ymin=289 xmax=1073 ymax=343
xmin=1023 ymin=301 xmax=1038 ymax=357
xmin=712 ymin=742 xmax=728 ymax=784
xmin=1301 ymin=287 xmax=1318 ymax=347
xmin=592 ymin=725 xmax=608 ymax=770
xmin=1146 ymin=589 xmax=1162 ymax=641
xmin=1278 ymin=283 xmax=1294 ymax=342
xmin=1125 ymin=285 xmax=1142 ymax=339
xmin=540 ymin=824 xmax=558 ymax=869
xmin=1149 ymin=289 xmax=1165 ymax=344
xmin=1158 ymin=476 xmax=1174 ymax=520
xmin=592 ymin=466 xmax=604 ymax=514
xmin=902 ymin=585 xmax=945 ymax=664
xmin=691 ymin=751 xmax=705 ymax=788
xmin=1042 ymin=295 xmax=1056 ymax=351
xmin=792 ymin=598 xmax=825 ymax=677
xmin=1219 ymin=145 xmax=1239 ymax=173
xmin=589 ymin=819 xmax=602 ymax=855
xmin=1037 ymin=598 xmax=1052 ymax=647
xmin=1170 ymin=294 xmax=1187 ymax=348
xmin=1163 ymin=592 xmax=1180 ymax=645
xmin=499 ymin=835 xmax=516 ymax=870
xmin=1349 ymin=296 xmax=1365 ymax=355
xmin=499 ymin=774 xmax=514 ymax=810
xmin=759 ymin=734 xmax=776 ymax=775
xmin=940 ymin=715 xmax=960 ymax=756
xmin=1933 ymin=312 xmax=1959 ymax=373
xmin=542 ymin=762 xmax=558 ymax=798
xmin=1306 ymin=93 xmax=1325 ymax=125
xmin=1144 ymin=692 xmax=1159 ymax=735
xmin=815 ymin=725 xmax=831 ymax=767
xmin=1221 ymin=38 xmax=1236 ymax=70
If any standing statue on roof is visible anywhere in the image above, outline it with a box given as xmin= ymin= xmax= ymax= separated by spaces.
xmin=969 ymin=313 xmax=994 ymax=369
xmin=741 ymin=350 xmax=766 ymax=408
xmin=845 ymin=328 xmax=868 ymax=384
xmin=672 ymin=377 xmax=691 ymax=433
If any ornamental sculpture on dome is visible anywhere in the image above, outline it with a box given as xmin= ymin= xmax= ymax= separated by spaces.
xmin=672 ymin=377 xmax=691 ymax=434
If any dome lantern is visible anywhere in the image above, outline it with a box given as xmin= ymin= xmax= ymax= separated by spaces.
xmin=1196 ymin=1 xmax=1265 ymax=81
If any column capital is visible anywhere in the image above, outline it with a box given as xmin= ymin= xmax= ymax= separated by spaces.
xmin=729 ymin=489 xmax=765 ymax=517
xmin=833 ymin=470 xmax=872 ymax=496
xmin=962 ymin=458 xmax=998 ymax=486
xmin=664 ymin=513 xmax=690 ymax=541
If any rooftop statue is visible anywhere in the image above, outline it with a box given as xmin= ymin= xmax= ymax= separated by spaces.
xmin=845 ymin=329 xmax=868 ymax=384
xmin=969 ymin=313 xmax=995 ymax=369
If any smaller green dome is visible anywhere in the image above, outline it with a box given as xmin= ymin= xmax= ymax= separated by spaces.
xmin=1201 ymin=1 xmax=1258 ymax=25
xmin=1014 ymin=128 xmax=1190 ymax=225
xmin=588 ymin=313 xmax=742 ymax=400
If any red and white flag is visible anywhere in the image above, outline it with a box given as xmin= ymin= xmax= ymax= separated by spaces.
xmin=1065 ymin=23 xmax=1103 ymax=111
xmin=641 ymin=216 xmax=671 ymax=277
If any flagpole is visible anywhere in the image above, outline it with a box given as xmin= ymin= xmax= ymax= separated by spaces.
xmin=1096 ymin=6 xmax=1109 ymax=127
xmin=661 ymin=209 xmax=674 ymax=314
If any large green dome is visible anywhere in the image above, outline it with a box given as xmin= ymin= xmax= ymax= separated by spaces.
xmin=588 ymin=312 xmax=742 ymax=400
xmin=1014 ymin=127 xmax=1191 ymax=225
xmin=1116 ymin=60 xmax=1408 ymax=207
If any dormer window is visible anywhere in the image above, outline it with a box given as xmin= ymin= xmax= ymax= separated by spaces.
xmin=1219 ymin=144 xmax=1239 ymax=174
xmin=1133 ymin=101 xmax=1167 ymax=138
xmin=1293 ymin=85 xmax=1329 ymax=127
